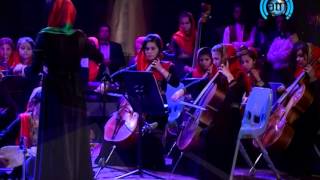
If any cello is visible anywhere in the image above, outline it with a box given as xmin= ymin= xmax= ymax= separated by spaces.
xmin=260 ymin=59 xmax=319 ymax=150
xmin=104 ymin=96 xmax=139 ymax=145
xmin=176 ymin=71 xmax=228 ymax=151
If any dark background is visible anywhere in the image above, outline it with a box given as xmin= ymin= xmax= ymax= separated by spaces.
xmin=0 ymin=0 xmax=319 ymax=45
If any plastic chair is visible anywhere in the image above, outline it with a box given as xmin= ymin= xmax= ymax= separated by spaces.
xmin=230 ymin=87 xmax=281 ymax=180
xmin=268 ymin=82 xmax=284 ymax=105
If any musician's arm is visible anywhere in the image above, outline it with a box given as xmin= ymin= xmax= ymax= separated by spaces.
xmin=166 ymin=65 xmax=180 ymax=87
xmin=171 ymin=78 xmax=207 ymax=101
xmin=25 ymin=32 xmax=45 ymax=78
xmin=225 ymin=74 xmax=247 ymax=109
xmin=183 ymin=78 xmax=208 ymax=96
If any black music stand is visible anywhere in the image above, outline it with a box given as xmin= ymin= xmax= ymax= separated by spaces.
xmin=115 ymin=71 xmax=165 ymax=179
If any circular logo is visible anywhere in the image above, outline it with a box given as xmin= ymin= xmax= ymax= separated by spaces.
xmin=268 ymin=0 xmax=286 ymax=16
xmin=260 ymin=0 xmax=293 ymax=20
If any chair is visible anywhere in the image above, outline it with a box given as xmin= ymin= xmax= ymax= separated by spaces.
xmin=230 ymin=87 xmax=281 ymax=180
xmin=268 ymin=82 xmax=284 ymax=105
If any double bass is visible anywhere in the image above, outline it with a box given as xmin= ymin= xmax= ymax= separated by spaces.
xmin=260 ymin=60 xmax=319 ymax=150
xmin=176 ymin=71 xmax=228 ymax=151
xmin=191 ymin=3 xmax=212 ymax=68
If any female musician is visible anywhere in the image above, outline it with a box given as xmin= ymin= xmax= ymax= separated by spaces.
xmin=97 ymin=34 xmax=179 ymax=170
xmin=0 ymin=37 xmax=19 ymax=72
xmin=170 ymin=11 xmax=196 ymax=78
xmin=172 ymin=44 xmax=250 ymax=101
xmin=191 ymin=47 xmax=217 ymax=78
xmin=172 ymin=44 xmax=251 ymax=177
xmin=293 ymin=41 xmax=320 ymax=80
xmin=13 ymin=37 xmax=35 ymax=76
xmin=272 ymin=41 xmax=320 ymax=177
xmin=237 ymin=45 xmax=267 ymax=87
xmin=135 ymin=34 xmax=180 ymax=96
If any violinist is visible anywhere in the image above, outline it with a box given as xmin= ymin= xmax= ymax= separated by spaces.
xmin=273 ymin=41 xmax=320 ymax=178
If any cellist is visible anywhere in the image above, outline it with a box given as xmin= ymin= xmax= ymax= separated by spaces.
xmin=96 ymin=34 xmax=180 ymax=170
xmin=272 ymin=41 xmax=320 ymax=178
xmin=171 ymin=43 xmax=251 ymax=177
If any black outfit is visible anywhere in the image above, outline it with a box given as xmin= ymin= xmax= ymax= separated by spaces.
xmin=0 ymin=81 xmax=17 ymax=130
xmin=200 ymin=17 xmax=221 ymax=48
xmin=272 ymin=79 xmax=320 ymax=177
xmin=99 ymin=41 xmax=126 ymax=75
xmin=27 ymin=29 xmax=102 ymax=180
xmin=182 ymin=73 xmax=247 ymax=179
xmin=0 ymin=80 xmax=18 ymax=146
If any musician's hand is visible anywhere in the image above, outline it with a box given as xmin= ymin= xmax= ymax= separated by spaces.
xmin=152 ymin=59 xmax=162 ymax=71
xmin=250 ymin=69 xmax=264 ymax=86
xmin=219 ymin=63 xmax=234 ymax=83
xmin=277 ymin=85 xmax=286 ymax=95
xmin=250 ymin=69 xmax=259 ymax=80
xmin=94 ymin=82 xmax=109 ymax=94
xmin=13 ymin=64 xmax=27 ymax=77
xmin=304 ymin=64 xmax=317 ymax=82
xmin=184 ymin=65 xmax=193 ymax=73
xmin=171 ymin=89 xmax=185 ymax=102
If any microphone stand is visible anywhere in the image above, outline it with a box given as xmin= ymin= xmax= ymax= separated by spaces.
xmin=19 ymin=137 xmax=27 ymax=180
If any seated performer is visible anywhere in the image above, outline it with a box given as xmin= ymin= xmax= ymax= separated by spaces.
xmin=171 ymin=44 xmax=251 ymax=178
xmin=271 ymin=41 xmax=320 ymax=178
xmin=237 ymin=45 xmax=267 ymax=87
xmin=96 ymin=33 xmax=180 ymax=170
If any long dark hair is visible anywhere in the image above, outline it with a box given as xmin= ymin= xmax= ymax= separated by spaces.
xmin=141 ymin=34 xmax=164 ymax=58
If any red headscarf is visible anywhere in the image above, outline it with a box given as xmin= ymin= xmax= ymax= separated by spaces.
xmin=136 ymin=51 xmax=172 ymax=81
xmin=48 ymin=0 xmax=76 ymax=27
xmin=0 ymin=37 xmax=20 ymax=70
xmin=172 ymin=12 xmax=196 ymax=55
xmin=8 ymin=52 xmax=20 ymax=68
xmin=221 ymin=44 xmax=252 ymax=93
xmin=192 ymin=47 xmax=217 ymax=78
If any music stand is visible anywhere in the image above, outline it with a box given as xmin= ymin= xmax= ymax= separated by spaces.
xmin=115 ymin=71 xmax=165 ymax=179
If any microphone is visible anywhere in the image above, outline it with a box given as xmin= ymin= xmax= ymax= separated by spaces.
xmin=142 ymin=122 xmax=158 ymax=135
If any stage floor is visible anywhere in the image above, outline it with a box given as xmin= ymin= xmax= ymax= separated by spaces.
xmin=90 ymin=144 xmax=306 ymax=180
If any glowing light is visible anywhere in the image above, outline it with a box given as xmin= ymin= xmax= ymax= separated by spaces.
xmin=260 ymin=0 xmax=294 ymax=20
